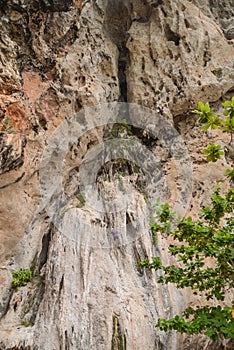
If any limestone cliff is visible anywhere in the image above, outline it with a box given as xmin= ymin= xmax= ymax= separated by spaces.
xmin=0 ymin=0 xmax=233 ymax=349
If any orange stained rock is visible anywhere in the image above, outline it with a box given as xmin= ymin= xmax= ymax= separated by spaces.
xmin=5 ymin=103 xmax=30 ymax=133
xmin=74 ymin=0 xmax=82 ymax=12
xmin=22 ymin=71 xmax=45 ymax=106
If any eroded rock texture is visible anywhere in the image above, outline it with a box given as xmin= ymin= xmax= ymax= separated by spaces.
xmin=0 ymin=0 xmax=233 ymax=349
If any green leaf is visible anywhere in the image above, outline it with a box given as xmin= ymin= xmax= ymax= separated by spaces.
xmin=203 ymin=102 xmax=211 ymax=113
xmin=223 ymin=101 xmax=232 ymax=107
xmin=225 ymin=169 xmax=234 ymax=183
xmin=198 ymin=101 xmax=205 ymax=110
xmin=202 ymin=143 xmax=224 ymax=162
xmin=1 ymin=116 xmax=17 ymax=134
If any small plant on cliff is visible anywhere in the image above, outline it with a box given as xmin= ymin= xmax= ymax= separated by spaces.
xmin=1 ymin=115 xmax=16 ymax=134
xmin=139 ymin=98 xmax=234 ymax=341
xmin=76 ymin=193 xmax=86 ymax=208
xmin=21 ymin=319 xmax=34 ymax=327
xmin=105 ymin=118 xmax=133 ymax=140
xmin=12 ymin=269 xmax=32 ymax=289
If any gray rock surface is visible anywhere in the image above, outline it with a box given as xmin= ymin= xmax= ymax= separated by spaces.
xmin=0 ymin=0 xmax=233 ymax=349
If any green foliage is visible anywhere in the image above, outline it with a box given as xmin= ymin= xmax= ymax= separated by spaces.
xmin=12 ymin=269 xmax=32 ymax=289
xmin=222 ymin=116 xmax=234 ymax=143
xmin=193 ymin=102 xmax=220 ymax=126
xmin=139 ymin=187 xmax=234 ymax=340
xmin=225 ymin=169 xmax=234 ymax=183
xmin=202 ymin=143 xmax=225 ymax=162
xmin=140 ymin=99 xmax=234 ymax=341
xmin=1 ymin=115 xmax=16 ymax=134
xmin=194 ymin=98 xmax=234 ymax=167
xmin=193 ymin=97 xmax=234 ymax=144
xmin=106 ymin=118 xmax=133 ymax=139
xmin=201 ymin=114 xmax=221 ymax=131
xmin=140 ymin=188 xmax=234 ymax=291
xmin=60 ymin=193 xmax=86 ymax=218
xmin=76 ymin=193 xmax=86 ymax=208
xmin=150 ymin=201 xmax=176 ymax=239
xmin=21 ymin=320 xmax=34 ymax=327
xmin=156 ymin=305 xmax=234 ymax=341
xmin=222 ymin=96 xmax=234 ymax=118
xmin=133 ymin=165 xmax=139 ymax=173
xmin=222 ymin=98 xmax=234 ymax=143
xmin=113 ymin=118 xmax=133 ymax=136
xmin=193 ymin=102 xmax=211 ymax=120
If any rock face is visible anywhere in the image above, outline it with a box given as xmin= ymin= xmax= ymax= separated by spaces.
xmin=0 ymin=0 xmax=233 ymax=349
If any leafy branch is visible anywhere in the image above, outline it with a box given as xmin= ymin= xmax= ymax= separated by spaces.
xmin=139 ymin=98 xmax=234 ymax=341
